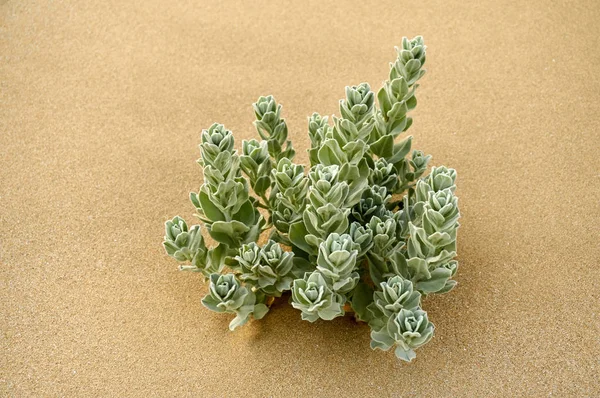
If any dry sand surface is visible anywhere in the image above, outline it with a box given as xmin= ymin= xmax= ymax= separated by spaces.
xmin=2 ymin=0 xmax=600 ymax=396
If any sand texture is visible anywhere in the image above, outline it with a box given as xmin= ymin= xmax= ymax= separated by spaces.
xmin=2 ymin=0 xmax=600 ymax=396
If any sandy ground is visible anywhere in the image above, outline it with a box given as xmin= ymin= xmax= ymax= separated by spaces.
xmin=2 ymin=1 xmax=599 ymax=396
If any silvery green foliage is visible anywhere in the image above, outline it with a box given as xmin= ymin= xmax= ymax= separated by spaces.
xmin=369 ymin=216 xmax=401 ymax=259
xmin=307 ymin=112 xmax=331 ymax=166
xmin=370 ymin=308 xmax=434 ymax=362
xmin=340 ymin=83 xmax=376 ymax=128
xmin=233 ymin=240 xmax=294 ymax=297
xmin=163 ymin=37 xmax=460 ymax=362
xmin=348 ymin=221 xmax=373 ymax=258
xmin=315 ymin=233 xmax=360 ymax=294
xmin=202 ymin=273 xmax=269 ymax=330
xmin=369 ymin=158 xmax=398 ymax=194
xmin=198 ymin=123 xmax=235 ymax=168
xmin=190 ymin=123 xmax=265 ymax=248
xmin=311 ymin=84 xmax=372 ymax=205
xmin=163 ymin=216 xmax=205 ymax=262
xmin=392 ymin=170 xmax=460 ymax=295
xmin=395 ymin=150 xmax=432 ymax=193
xmin=351 ymin=185 xmax=391 ymax=224
xmin=240 ymin=139 xmax=272 ymax=198
xmin=162 ymin=216 xmax=225 ymax=278
xmin=376 ymin=77 xmax=417 ymax=138
xmin=423 ymin=166 xmax=457 ymax=192
xmin=421 ymin=188 xmax=460 ymax=236
xmin=253 ymin=95 xmax=295 ymax=162
xmin=271 ymin=158 xmax=309 ymax=235
xmin=291 ymin=271 xmax=345 ymax=322
xmin=390 ymin=36 xmax=427 ymax=85
xmin=289 ymin=164 xmax=353 ymax=255
xmin=369 ymin=275 xmax=421 ymax=318
xmin=368 ymin=37 xmax=427 ymax=188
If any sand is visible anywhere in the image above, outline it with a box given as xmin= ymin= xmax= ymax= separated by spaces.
xmin=1 ymin=0 xmax=599 ymax=396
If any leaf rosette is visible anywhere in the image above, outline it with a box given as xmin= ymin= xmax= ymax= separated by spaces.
xmin=291 ymin=272 xmax=345 ymax=322
xmin=199 ymin=123 xmax=235 ymax=168
xmin=235 ymin=241 xmax=294 ymax=297
xmin=369 ymin=275 xmax=421 ymax=318
xmin=339 ymin=83 xmax=375 ymax=127
xmin=370 ymin=307 xmax=434 ymax=362
xmin=316 ymin=233 xmax=360 ymax=294
xmin=202 ymin=273 xmax=269 ymax=330
xmin=163 ymin=216 xmax=205 ymax=263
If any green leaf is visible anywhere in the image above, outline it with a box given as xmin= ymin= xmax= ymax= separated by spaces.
xmin=232 ymin=200 xmax=255 ymax=225
xmin=308 ymin=148 xmax=320 ymax=167
xmin=342 ymin=140 xmax=367 ymax=164
xmin=199 ymin=190 xmax=226 ymax=222
xmin=394 ymin=346 xmax=417 ymax=362
xmin=387 ymin=101 xmax=408 ymax=123
xmin=208 ymin=243 xmax=228 ymax=273
xmin=253 ymin=175 xmax=271 ymax=197
xmin=351 ymin=281 xmax=374 ymax=322
xmin=253 ymin=304 xmax=269 ymax=320
xmin=289 ymin=221 xmax=314 ymax=255
xmin=190 ymin=192 xmax=201 ymax=209
xmin=403 ymin=117 xmax=413 ymax=132
xmin=387 ymin=136 xmax=413 ymax=165
xmin=209 ymin=221 xmax=250 ymax=247
xmin=290 ymin=257 xmax=315 ymax=279
xmin=370 ymin=134 xmax=394 ymax=158
xmin=318 ymin=139 xmax=344 ymax=165
xmin=437 ymin=279 xmax=457 ymax=294
xmin=407 ymin=257 xmax=431 ymax=280
xmin=377 ymin=86 xmax=391 ymax=118
xmin=201 ymin=295 xmax=225 ymax=313
xmin=415 ymin=267 xmax=452 ymax=293
xmin=406 ymin=94 xmax=417 ymax=111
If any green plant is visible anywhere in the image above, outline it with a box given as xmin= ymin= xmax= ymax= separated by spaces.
xmin=163 ymin=36 xmax=460 ymax=362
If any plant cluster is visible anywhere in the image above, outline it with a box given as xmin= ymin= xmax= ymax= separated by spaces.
xmin=163 ymin=36 xmax=460 ymax=362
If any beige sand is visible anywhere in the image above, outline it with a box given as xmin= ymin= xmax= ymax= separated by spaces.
xmin=2 ymin=0 xmax=599 ymax=396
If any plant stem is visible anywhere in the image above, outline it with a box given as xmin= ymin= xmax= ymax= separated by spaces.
xmin=255 ymin=202 xmax=269 ymax=209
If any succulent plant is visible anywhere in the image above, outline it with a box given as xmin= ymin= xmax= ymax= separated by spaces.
xmin=351 ymin=185 xmax=391 ymax=224
xmin=307 ymin=112 xmax=332 ymax=166
xmin=272 ymin=158 xmax=306 ymax=193
xmin=269 ymin=158 xmax=309 ymax=235
xmin=369 ymin=158 xmax=398 ymax=194
xmin=425 ymin=166 xmax=457 ymax=193
xmin=202 ymin=273 xmax=269 ymax=330
xmin=391 ymin=250 xmax=458 ymax=295
xmin=163 ymin=216 xmax=204 ymax=262
xmin=389 ymin=36 xmax=427 ymax=85
xmin=234 ymin=240 xmax=294 ymax=297
xmin=369 ymin=275 xmax=421 ymax=317
xmin=199 ymin=123 xmax=235 ymax=168
xmin=339 ymin=83 xmax=376 ymax=128
xmin=299 ymin=203 xmax=350 ymax=253
xmin=271 ymin=201 xmax=298 ymax=236
xmin=316 ymin=233 xmax=360 ymax=294
xmin=308 ymin=164 xmax=348 ymax=209
xmin=421 ymin=188 xmax=460 ymax=236
xmin=240 ymin=139 xmax=272 ymax=198
xmin=395 ymin=149 xmax=432 ymax=193
xmin=348 ymin=221 xmax=373 ymax=258
xmin=368 ymin=216 xmax=400 ymax=259
xmin=370 ymin=307 xmax=434 ymax=362
xmin=253 ymin=95 xmax=295 ymax=161
xmin=163 ymin=36 xmax=460 ymax=363
xmin=291 ymin=271 xmax=345 ymax=322
xmin=272 ymin=159 xmax=309 ymax=211
xmin=289 ymin=163 xmax=355 ymax=255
